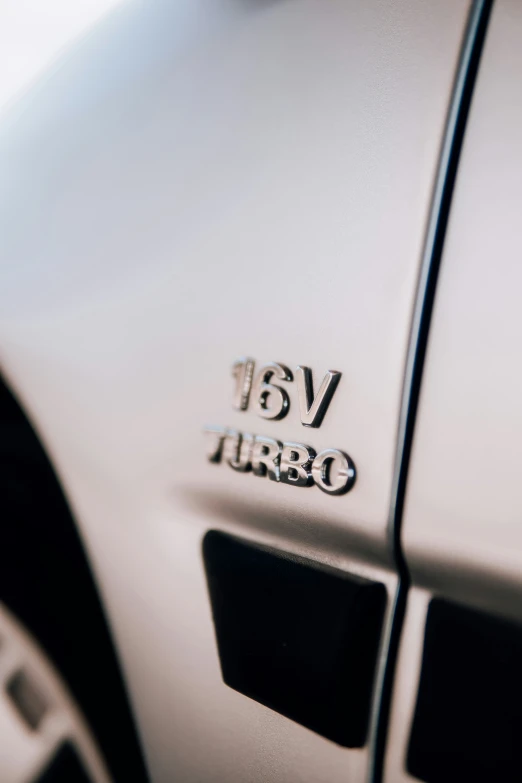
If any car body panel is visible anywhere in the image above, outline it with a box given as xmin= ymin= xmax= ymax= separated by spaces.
xmin=0 ymin=1 xmax=479 ymax=781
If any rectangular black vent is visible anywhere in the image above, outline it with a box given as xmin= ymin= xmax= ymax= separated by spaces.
xmin=408 ymin=598 xmax=522 ymax=783
xmin=203 ymin=530 xmax=386 ymax=747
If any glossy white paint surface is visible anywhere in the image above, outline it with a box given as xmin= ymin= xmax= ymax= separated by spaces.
xmin=0 ymin=0 xmax=122 ymax=110
xmin=0 ymin=1 xmax=471 ymax=780
xmin=402 ymin=0 xmax=522 ymax=618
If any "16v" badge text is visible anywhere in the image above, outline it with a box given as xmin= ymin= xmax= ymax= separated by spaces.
xmin=232 ymin=358 xmax=341 ymax=427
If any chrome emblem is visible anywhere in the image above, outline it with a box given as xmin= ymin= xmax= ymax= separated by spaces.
xmin=231 ymin=357 xmax=341 ymax=427
xmin=205 ymin=358 xmax=356 ymax=496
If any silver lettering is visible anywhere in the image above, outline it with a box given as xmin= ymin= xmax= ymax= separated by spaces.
xmin=231 ymin=358 xmax=255 ymax=411
xmin=279 ymin=441 xmax=316 ymax=487
xmin=204 ymin=426 xmax=227 ymax=462
xmin=224 ymin=430 xmax=254 ymax=472
xmin=295 ymin=366 xmax=341 ymax=428
xmin=206 ymin=426 xmax=356 ymax=496
xmin=251 ymin=435 xmax=282 ymax=482
xmin=252 ymin=363 xmax=292 ymax=420
xmin=312 ymin=448 xmax=356 ymax=495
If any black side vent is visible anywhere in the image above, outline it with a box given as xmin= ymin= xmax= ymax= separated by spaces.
xmin=203 ymin=530 xmax=386 ymax=747
xmin=408 ymin=598 xmax=522 ymax=783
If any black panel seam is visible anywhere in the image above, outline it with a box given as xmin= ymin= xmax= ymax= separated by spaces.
xmin=367 ymin=1 xmax=495 ymax=781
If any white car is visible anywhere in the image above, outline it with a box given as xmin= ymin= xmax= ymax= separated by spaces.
xmin=1 ymin=1 xmax=519 ymax=781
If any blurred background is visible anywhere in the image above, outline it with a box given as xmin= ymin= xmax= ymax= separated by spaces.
xmin=0 ymin=0 xmax=121 ymax=111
